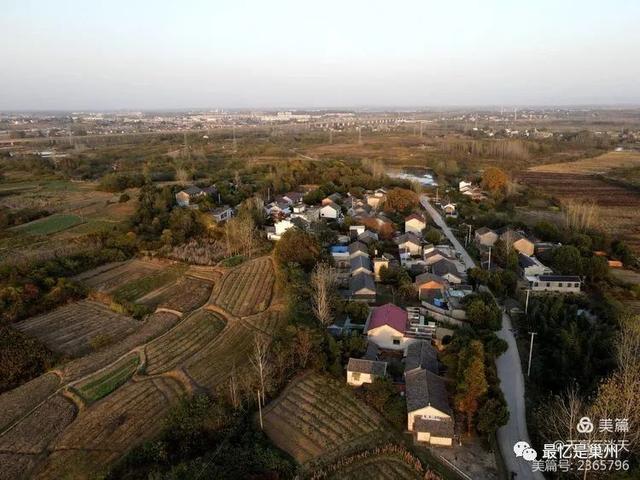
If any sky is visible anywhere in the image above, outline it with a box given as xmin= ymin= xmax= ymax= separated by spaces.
xmin=2 ymin=0 xmax=640 ymax=110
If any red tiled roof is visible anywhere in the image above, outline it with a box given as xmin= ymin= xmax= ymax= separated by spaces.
xmin=368 ymin=303 xmax=407 ymax=333
xmin=405 ymin=213 xmax=425 ymax=223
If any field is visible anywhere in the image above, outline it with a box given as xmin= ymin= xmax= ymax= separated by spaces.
xmin=14 ymin=300 xmax=140 ymax=356
xmin=262 ymin=373 xmax=386 ymax=464
xmin=325 ymin=455 xmax=424 ymax=480
xmin=145 ymin=310 xmax=227 ymax=375
xmin=59 ymin=311 xmax=180 ymax=383
xmin=11 ymin=213 xmax=84 ymax=236
xmin=529 ymin=150 xmax=640 ymax=174
xmin=518 ymin=171 xmax=640 ymax=253
xmin=34 ymin=377 xmax=185 ymax=479
xmin=74 ymin=258 xmax=170 ymax=293
xmin=208 ymin=257 xmax=275 ymax=316
xmin=73 ymin=352 xmax=141 ymax=403
xmin=0 ymin=255 xmax=283 ymax=478
xmin=138 ymin=276 xmax=214 ymax=312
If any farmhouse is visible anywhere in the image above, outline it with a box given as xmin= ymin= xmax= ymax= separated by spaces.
xmin=442 ymin=203 xmax=456 ymax=216
xmin=526 ymin=275 xmax=582 ymax=293
xmin=498 ymin=228 xmax=535 ymax=257
xmin=474 ymin=227 xmax=498 ymax=248
xmin=320 ymin=201 xmax=342 ymax=220
xmin=265 ymin=201 xmax=291 ymax=218
xmin=176 ymin=185 xmax=207 ymax=207
xmin=365 ymin=189 xmax=387 ymax=210
xmin=414 ymin=272 xmax=448 ymax=301
xmin=349 ymin=225 xmax=366 ymax=239
xmin=424 ymin=249 xmax=455 ymax=267
xmin=431 ymin=259 xmax=464 ymax=284
xmin=396 ymin=232 xmax=422 ymax=256
xmin=350 ymin=255 xmax=373 ymax=276
xmin=349 ymin=272 xmax=376 ymax=302
xmin=349 ymin=241 xmax=369 ymax=259
xmin=365 ymin=303 xmax=414 ymax=351
xmin=405 ymin=368 xmax=454 ymax=446
xmin=322 ymin=193 xmax=343 ymax=205
xmin=346 ymin=358 xmax=387 ymax=386
xmin=211 ymin=206 xmax=234 ymax=223
xmin=358 ymin=229 xmax=379 ymax=245
xmin=518 ymin=253 xmax=552 ymax=278
xmin=405 ymin=213 xmax=426 ymax=236
xmin=330 ymin=245 xmax=350 ymax=268
xmin=373 ymin=253 xmax=395 ymax=281
xmin=267 ymin=219 xmax=295 ymax=241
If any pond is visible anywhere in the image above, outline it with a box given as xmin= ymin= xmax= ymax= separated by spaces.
xmin=386 ymin=167 xmax=438 ymax=186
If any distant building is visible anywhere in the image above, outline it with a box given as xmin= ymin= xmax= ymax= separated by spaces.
xmin=211 ymin=206 xmax=234 ymax=223
xmin=176 ymin=185 xmax=207 ymax=207
xmin=518 ymin=253 xmax=552 ymax=278
xmin=474 ymin=227 xmax=498 ymax=248
xmin=319 ymin=201 xmax=342 ymax=220
xmin=350 ymin=272 xmax=376 ymax=302
xmin=267 ymin=219 xmax=295 ymax=241
xmin=497 ymin=228 xmax=534 ymax=257
xmin=405 ymin=213 xmax=426 ymax=236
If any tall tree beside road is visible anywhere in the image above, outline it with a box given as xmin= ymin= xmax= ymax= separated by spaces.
xmin=455 ymin=340 xmax=489 ymax=434
xmin=384 ymin=188 xmax=418 ymax=214
xmin=310 ymin=262 xmax=337 ymax=327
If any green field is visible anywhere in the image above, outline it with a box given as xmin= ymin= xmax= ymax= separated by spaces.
xmin=12 ymin=214 xmax=84 ymax=236
xmin=114 ymin=264 xmax=188 ymax=302
xmin=74 ymin=352 xmax=140 ymax=403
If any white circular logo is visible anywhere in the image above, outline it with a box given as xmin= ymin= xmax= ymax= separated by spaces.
xmin=522 ymin=448 xmax=537 ymax=461
xmin=577 ymin=416 xmax=594 ymax=434
xmin=513 ymin=441 xmax=530 ymax=457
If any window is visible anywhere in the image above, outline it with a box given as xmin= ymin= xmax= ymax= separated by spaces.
xmin=352 ymin=372 xmax=361 ymax=381
xmin=393 ymin=338 xmax=401 ymax=345
xmin=546 ymin=283 xmax=551 ymax=287
xmin=558 ymin=283 xmax=563 ymax=287
xmin=574 ymin=283 xmax=580 ymax=287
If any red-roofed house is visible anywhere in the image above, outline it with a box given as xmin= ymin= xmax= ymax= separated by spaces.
xmin=405 ymin=213 xmax=426 ymax=236
xmin=364 ymin=303 xmax=415 ymax=351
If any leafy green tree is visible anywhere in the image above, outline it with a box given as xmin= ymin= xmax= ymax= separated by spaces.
xmin=424 ymin=227 xmax=442 ymax=245
xmin=551 ymin=245 xmax=583 ymax=275
xmin=477 ymin=396 xmax=509 ymax=440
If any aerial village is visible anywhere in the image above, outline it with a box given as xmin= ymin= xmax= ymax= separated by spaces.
xmin=171 ymin=172 xmax=598 ymax=450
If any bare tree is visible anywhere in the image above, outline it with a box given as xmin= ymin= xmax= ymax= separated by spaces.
xmin=250 ymin=334 xmax=271 ymax=405
xmin=295 ymin=328 xmax=314 ymax=368
xmin=311 ymin=263 xmax=337 ymax=327
xmin=228 ymin=362 xmax=241 ymax=410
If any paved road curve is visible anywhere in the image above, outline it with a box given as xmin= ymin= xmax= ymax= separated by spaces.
xmin=419 ymin=194 xmax=543 ymax=480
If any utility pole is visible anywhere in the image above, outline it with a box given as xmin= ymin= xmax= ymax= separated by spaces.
xmin=435 ymin=188 xmax=439 ymax=204
xmin=467 ymin=224 xmax=472 ymax=246
xmin=525 ymin=288 xmax=531 ymax=314
xmin=487 ymin=246 xmax=492 ymax=271
xmin=419 ymin=122 xmax=423 ymax=138
xmin=257 ymin=389 xmax=263 ymax=429
xmin=527 ymin=331 xmax=537 ymax=377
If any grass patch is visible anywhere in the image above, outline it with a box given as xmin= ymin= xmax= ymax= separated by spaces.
xmin=220 ymin=255 xmax=245 ymax=267
xmin=13 ymin=214 xmax=84 ymax=236
xmin=74 ymin=353 xmax=140 ymax=403
xmin=113 ymin=264 xmax=188 ymax=303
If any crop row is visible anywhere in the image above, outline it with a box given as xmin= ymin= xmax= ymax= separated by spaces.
xmin=114 ymin=264 xmax=188 ymax=302
xmin=74 ymin=352 xmax=140 ymax=403
xmin=145 ymin=311 xmax=226 ymax=374
xmin=212 ymin=258 xmax=274 ymax=316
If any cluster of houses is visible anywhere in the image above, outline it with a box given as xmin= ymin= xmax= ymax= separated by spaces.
xmin=475 ymin=226 xmax=582 ymax=293
xmin=458 ymin=180 xmax=486 ymax=201
xmin=175 ymin=185 xmax=235 ymax=223
xmin=346 ymin=303 xmax=454 ymax=447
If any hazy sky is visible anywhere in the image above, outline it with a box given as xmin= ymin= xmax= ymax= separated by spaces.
xmin=2 ymin=0 xmax=640 ymax=110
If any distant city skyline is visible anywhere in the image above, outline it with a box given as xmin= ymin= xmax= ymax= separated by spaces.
xmin=2 ymin=0 xmax=640 ymax=110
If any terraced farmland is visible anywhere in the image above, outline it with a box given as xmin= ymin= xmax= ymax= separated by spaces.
xmin=209 ymin=257 xmax=275 ymax=316
xmin=326 ymin=455 xmax=424 ymax=480
xmin=145 ymin=310 xmax=227 ymax=375
xmin=262 ymin=373 xmax=386 ymax=464
xmin=60 ymin=311 xmax=179 ymax=383
xmin=113 ymin=263 xmax=188 ymax=302
xmin=14 ymin=300 xmax=140 ymax=356
xmin=0 ymin=373 xmax=60 ymax=432
xmin=75 ymin=259 xmax=168 ymax=293
xmin=139 ymin=277 xmax=214 ymax=312
xmin=34 ymin=377 xmax=184 ymax=479
xmin=12 ymin=214 xmax=83 ymax=236
xmin=73 ymin=352 xmax=140 ymax=403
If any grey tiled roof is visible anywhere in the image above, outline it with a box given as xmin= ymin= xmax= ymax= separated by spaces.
xmin=405 ymin=369 xmax=452 ymax=415
xmin=347 ymin=358 xmax=387 ymax=376
xmin=405 ymin=341 xmax=439 ymax=374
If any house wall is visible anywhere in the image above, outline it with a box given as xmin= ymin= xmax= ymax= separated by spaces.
xmin=320 ymin=207 xmax=338 ymax=219
xmin=347 ymin=371 xmax=374 ymax=386
xmin=407 ymin=406 xmax=450 ymax=432
xmin=405 ymin=220 xmax=425 ymax=236
xmin=373 ymin=260 xmax=388 ymax=281
xmin=401 ymin=243 xmax=422 ymax=256
xmin=367 ymin=325 xmax=414 ymax=351
xmin=530 ymin=281 xmax=581 ymax=293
